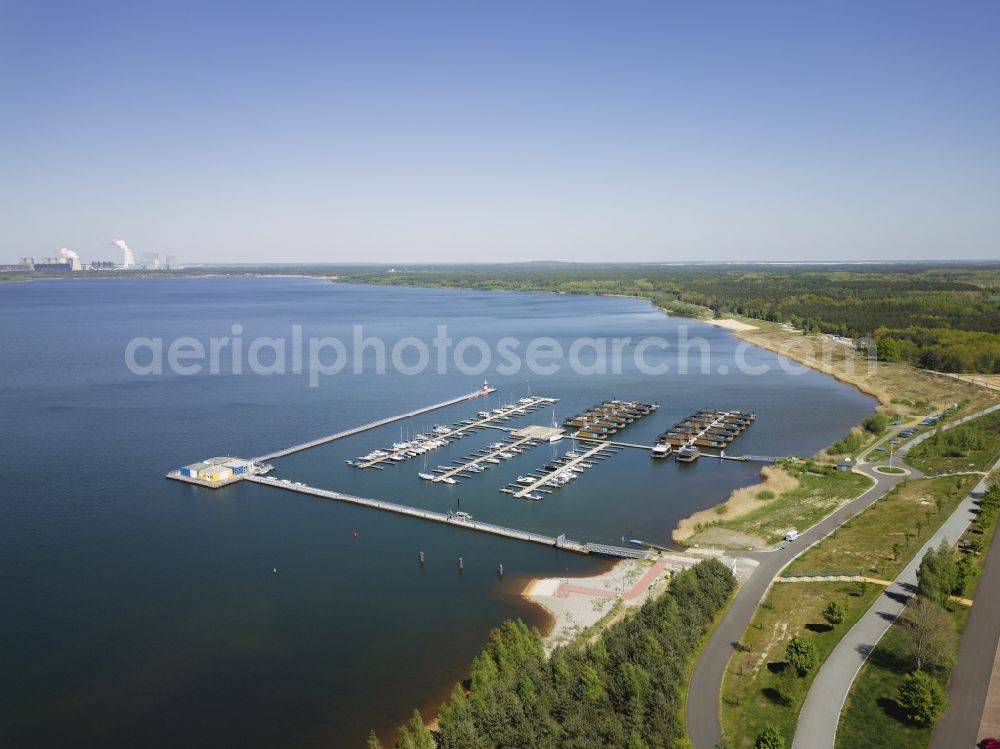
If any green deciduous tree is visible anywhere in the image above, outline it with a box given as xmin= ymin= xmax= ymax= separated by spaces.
xmin=876 ymin=337 xmax=902 ymax=363
xmin=954 ymin=555 xmax=978 ymax=595
xmin=917 ymin=540 xmax=958 ymax=606
xmin=896 ymin=670 xmax=948 ymax=725
xmin=785 ymin=636 xmax=818 ymax=675
xmin=753 ymin=725 xmax=785 ymax=749
xmin=822 ymin=601 xmax=846 ymax=626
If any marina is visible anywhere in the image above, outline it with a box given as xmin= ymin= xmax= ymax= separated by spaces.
xmin=10 ymin=277 xmax=882 ymax=749
xmin=168 ymin=386 xmax=763 ymax=555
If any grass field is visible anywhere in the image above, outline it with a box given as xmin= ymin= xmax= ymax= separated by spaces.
xmin=721 ymin=580 xmax=881 ymax=748
xmin=731 ymin=324 xmax=997 ymax=416
xmin=905 ymin=409 xmax=1000 ymax=474
xmin=784 ymin=475 xmax=979 ymax=580
xmin=835 ymin=475 xmax=998 ymax=749
xmin=835 ymin=603 xmax=969 ymax=749
xmin=684 ymin=467 xmax=873 ymax=548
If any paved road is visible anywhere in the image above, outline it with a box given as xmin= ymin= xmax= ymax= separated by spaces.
xmin=686 ymin=462 xmax=909 ymax=749
xmin=791 ymin=469 xmax=993 ymax=749
xmin=686 ymin=403 xmax=1000 ymax=749
xmin=931 ymin=477 xmax=1000 ymax=749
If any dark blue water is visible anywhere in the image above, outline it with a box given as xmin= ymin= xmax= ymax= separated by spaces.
xmin=0 ymin=278 xmax=875 ymax=748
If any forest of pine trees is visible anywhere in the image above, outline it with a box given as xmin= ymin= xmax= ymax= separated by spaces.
xmin=369 ymin=558 xmax=736 ymax=749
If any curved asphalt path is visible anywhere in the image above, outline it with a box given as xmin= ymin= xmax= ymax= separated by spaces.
xmin=686 ymin=459 xmax=911 ymax=748
xmin=790 ymin=404 xmax=1000 ymax=749
xmin=791 ymin=468 xmax=992 ymax=749
xmin=687 ymin=403 xmax=1000 ymax=749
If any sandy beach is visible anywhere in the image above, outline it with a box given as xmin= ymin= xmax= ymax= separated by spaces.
xmin=523 ymin=551 xmax=758 ymax=651
xmin=707 ymin=318 xmax=761 ymax=332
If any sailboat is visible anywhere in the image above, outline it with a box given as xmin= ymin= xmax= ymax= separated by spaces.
xmin=418 ymin=453 xmax=435 ymax=481
xmin=549 ymin=407 xmax=563 ymax=442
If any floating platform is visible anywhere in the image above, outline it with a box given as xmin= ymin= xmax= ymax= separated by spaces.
xmin=511 ymin=424 xmax=565 ymax=441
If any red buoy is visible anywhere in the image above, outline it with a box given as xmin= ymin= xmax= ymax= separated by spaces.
xmin=353 ymin=531 xmax=358 ymax=538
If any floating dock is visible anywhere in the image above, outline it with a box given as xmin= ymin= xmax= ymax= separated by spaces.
xmin=432 ymin=435 xmax=538 ymax=482
xmin=350 ymin=396 xmax=557 ymax=470
xmin=656 ymin=409 xmax=756 ymax=461
xmin=507 ymin=442 xmax=616 ymax=498
xmin=563 ymin=399 xmax=658 ymax=440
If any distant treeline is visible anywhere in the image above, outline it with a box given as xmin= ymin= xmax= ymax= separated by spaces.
xmin=329 ymin=264 xmax=1000 ymax=374
xmin=376 ymin=558 xmax=736 ymax=749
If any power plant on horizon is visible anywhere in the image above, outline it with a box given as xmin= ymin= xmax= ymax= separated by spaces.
xmin=0 ymin=239 xmax=179 ymax=274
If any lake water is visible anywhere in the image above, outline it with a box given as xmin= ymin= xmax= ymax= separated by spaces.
xmin=0 ymin=278 xmax=874 ymax=747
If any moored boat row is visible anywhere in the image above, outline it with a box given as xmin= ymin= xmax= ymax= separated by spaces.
xmin=652 ymin=409 xmax=755 ymax=462
xmin=564 ymin=399 xmax=659 ymax=439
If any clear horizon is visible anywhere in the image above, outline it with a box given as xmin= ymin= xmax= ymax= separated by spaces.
xmin=2 ymin=0 xmax=999 ymax=265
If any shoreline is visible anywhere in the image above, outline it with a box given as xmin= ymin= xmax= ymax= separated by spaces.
xmin=515 ymin=315 xmax=862 ymax=636
xmin=730 ymin=323 xmax=891 ymax=407
xmin=520 ymin=551 xmax=759 ymax=652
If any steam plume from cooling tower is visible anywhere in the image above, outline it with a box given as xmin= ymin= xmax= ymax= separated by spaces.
xmin=114 ymin=239 xmax=135 ymax=268
xmin=58 ymin=248 xmax=82 ymax=271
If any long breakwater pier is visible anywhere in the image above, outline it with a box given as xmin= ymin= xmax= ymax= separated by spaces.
xmin=254 ymin=385 xmax=499 ymax=462
xmin=244 ymin=475 xmax=645 ymax=558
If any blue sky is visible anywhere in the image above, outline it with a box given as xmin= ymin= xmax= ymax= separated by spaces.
xmin=2 ymin=0 xmax=998 ymax=263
